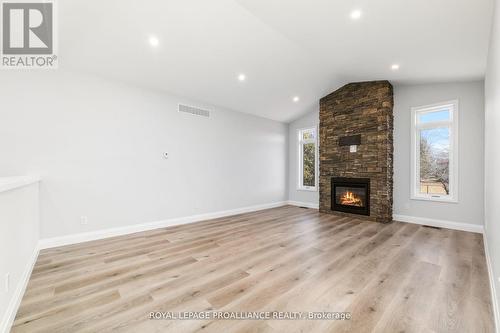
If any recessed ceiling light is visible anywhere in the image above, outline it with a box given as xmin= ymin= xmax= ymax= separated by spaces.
xmin=350 ymin=10 xmax=362 ymax=20
xmin=238 ymin=73 xmax=246 ymax=82
xmin=391 ymin=64 xmax=400 ymax=70
xmin=293 ymin=96 xmax=300 ymax=103
xmin=149 ymin=36 xmax=159 ymax=47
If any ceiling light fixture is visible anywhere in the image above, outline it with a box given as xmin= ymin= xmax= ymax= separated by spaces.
xmin=350 ymin=10 xmax=362 ymax=20
xmin=391 ymin=64 xmax=400 ymax=70
xmin=238 ymin=73 xmax=246 ymax=82
xmin=293 ymin=96 xmax=300 ymax=103
xmin=149 ymin=36 xmax=159 ymax=47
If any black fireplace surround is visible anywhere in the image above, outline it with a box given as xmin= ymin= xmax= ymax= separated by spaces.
xmin=331 ymin=177 xmax=370 ymax=216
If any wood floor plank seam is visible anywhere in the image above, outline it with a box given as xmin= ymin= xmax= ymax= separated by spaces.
xmin=12 ymin=206 xmax=495 ymax=333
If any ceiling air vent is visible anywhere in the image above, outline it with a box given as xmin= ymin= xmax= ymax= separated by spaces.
xmin=178 ymin=104 xmax=210 ymax=118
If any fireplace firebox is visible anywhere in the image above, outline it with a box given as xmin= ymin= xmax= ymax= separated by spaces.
xmin=331 ymin=178 xmax=370 ymax=216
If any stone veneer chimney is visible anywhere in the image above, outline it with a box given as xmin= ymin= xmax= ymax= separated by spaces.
xmin=319 ymin=81 xmax=394 ymax=223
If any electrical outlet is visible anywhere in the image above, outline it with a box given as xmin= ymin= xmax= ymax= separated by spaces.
xmin=80 ymin=216 xmax=88 ymax=225
xmin=5 ymin=273 xmax=9 ymax=293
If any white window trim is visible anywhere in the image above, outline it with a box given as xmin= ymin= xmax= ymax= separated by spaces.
xmin=410 ymin=100 xmax=459 ymax=203
xmin=297 ymin=126 xmax=318 ymax=192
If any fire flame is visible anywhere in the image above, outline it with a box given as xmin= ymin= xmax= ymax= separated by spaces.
xmin=340 ymin=191 xmax=363 ymax=207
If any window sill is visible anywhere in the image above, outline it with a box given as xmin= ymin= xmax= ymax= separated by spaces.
xmin=411 ymin=195 xmax=458 ymax=204
xmin=297 ymin=187 xmax=318 ymax=192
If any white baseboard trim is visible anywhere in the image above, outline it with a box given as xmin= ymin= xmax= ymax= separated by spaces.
xmin=484 ymin=233 xmax=500 ymax=333
xmin=0 ymin=246 xmax=39 ymax=333
xmin=287 ymin=200 xmax=319 ymax=209
xmin=38 ymin=201 xmax=288 ymax=250
xmin=393 ymin=214 xmax=484 ymax=234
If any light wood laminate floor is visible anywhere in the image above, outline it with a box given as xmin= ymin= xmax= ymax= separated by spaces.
xmin=12 ymin=206 xmax=495 ymax=332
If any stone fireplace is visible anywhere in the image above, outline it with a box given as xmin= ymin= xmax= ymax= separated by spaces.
xmin=319 ymin=81 xmax=393 ymax=223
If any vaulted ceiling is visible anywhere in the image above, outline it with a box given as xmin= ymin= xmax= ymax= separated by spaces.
xmin=60 ymin=0 xmax=493 ymax=122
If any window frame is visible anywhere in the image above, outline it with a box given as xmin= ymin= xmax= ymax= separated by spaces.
xmin=297 ymin=126 xmax=318 ymax=192
xmin=410 ymin=100 xmax=459 ymax=203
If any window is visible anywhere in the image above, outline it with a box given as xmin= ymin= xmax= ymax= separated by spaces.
xmin=411 ymin=100 xmax=458 ymax=202
xmin=298 ymin=127 xmax=317 ymax=191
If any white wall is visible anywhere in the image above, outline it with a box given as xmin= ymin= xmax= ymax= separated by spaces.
xmin=485 ymin=0 xmax=500 ymax=327
xmin=287 ymin=107 xmax=319 ymax=207
xmin=393 ymin=81 xmax=485 ymax=227
xmin=0 ymin=71 xmax=287 ymax=239
xmin=0 ymin=183 xmax=39 ymax=333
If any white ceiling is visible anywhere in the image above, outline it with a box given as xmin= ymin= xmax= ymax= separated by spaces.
xmin=60 ymin=0 xmax=493 ymax=122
